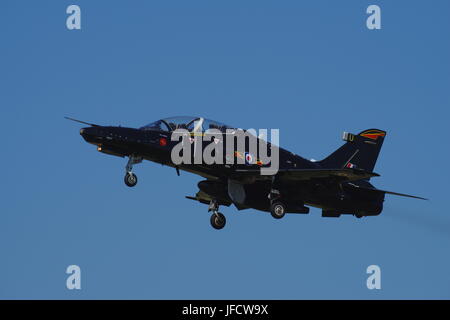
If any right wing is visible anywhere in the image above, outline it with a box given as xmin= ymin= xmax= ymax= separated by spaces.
xmin=234 ymin=168 xmax=379 ymax=182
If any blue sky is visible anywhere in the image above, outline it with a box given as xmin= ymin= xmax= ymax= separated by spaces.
xmin=1 ymin=0 xmax=449 ymax=299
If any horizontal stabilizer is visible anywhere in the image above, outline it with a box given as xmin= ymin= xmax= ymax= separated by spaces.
xmin=348 ymin=183 xmax=428 ymax=200
xmin=380 ymin=189 xmax=428 ymax=200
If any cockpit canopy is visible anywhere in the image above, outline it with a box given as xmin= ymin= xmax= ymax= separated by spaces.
xmin=140 ymin=116 xmax=235 ymax=132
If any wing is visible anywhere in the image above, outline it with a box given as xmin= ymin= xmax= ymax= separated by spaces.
xmin=186 ymin=190 xmax=232 ymax=206
xmin=234 ymin=168 xmax=379 ymax=182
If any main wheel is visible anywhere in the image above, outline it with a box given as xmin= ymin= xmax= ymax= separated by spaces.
xmin=270 ymin=202 xmax=286 ymax=219
xmin=124 ymin=172 xmax=138 ymax=187
xmin=210 ymin=212 xmax=226 ymax=230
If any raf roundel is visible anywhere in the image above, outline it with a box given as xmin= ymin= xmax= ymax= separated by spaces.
xmin=245 ymin=152 xmax=253 ymax=165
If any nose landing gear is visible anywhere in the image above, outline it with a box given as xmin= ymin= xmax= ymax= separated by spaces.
xmin=124 ymin=155 xmax=142 ymax=187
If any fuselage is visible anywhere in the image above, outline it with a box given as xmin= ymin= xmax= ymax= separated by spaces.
xmin=79 ymin=118 xmax=384 ymax=217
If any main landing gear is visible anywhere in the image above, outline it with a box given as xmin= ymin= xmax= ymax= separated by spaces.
xmin=124 ymin=155 xmax=142 ymax=187
xmin=270 ymin=201 xmax=286 ymax=219
xmin=208 ymin=199 xmax=226 ymax=230
xmin=268 ymin=186 xmax=286 ymax=219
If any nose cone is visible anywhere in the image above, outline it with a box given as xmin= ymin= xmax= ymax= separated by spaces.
xmin=79 ymin=125 xmax=142 ymax=146
xmin=80 ymin=126 xmax=94 ymax=137
xmin=80 ymin=126 xmax=101 ymax=143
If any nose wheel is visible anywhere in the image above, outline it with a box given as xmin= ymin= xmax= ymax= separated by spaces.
xmin=124 ymin=172 xmax=138 ymax=187
xmin=124 ymin=155 xmax=142 ymax=187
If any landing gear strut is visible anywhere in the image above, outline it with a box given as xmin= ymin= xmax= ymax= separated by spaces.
xmin=208 ymin=199 xmax=226 ymax=230
xmin=124 ymin=155 xmax=142 ymax=187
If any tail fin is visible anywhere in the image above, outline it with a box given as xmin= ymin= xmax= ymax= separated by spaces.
xmin=319 ymin=129 xmax=386 ymax=173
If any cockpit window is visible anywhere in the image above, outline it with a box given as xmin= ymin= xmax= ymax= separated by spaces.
xmin=140 ymin=120 xmax=170 ymax=132
xmin=163 ymin=116 xmax=196 ymax=130
xmin=141 ymin=116 xmax=235 ymax=132
xmin=187 ymin=118 xmax=233 ymax=132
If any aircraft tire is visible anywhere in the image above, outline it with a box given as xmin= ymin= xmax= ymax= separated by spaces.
xmin=124 ymin=172 xmax=138 ymax=187
xmin=270 ymin=202 xmax=286 ymax=219
xmin=210 ymin=212 xmax=226 ymax=230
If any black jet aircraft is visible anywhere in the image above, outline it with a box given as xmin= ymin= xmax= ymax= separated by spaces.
xmin=67 ymin=116 xmax=426 ymax=230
